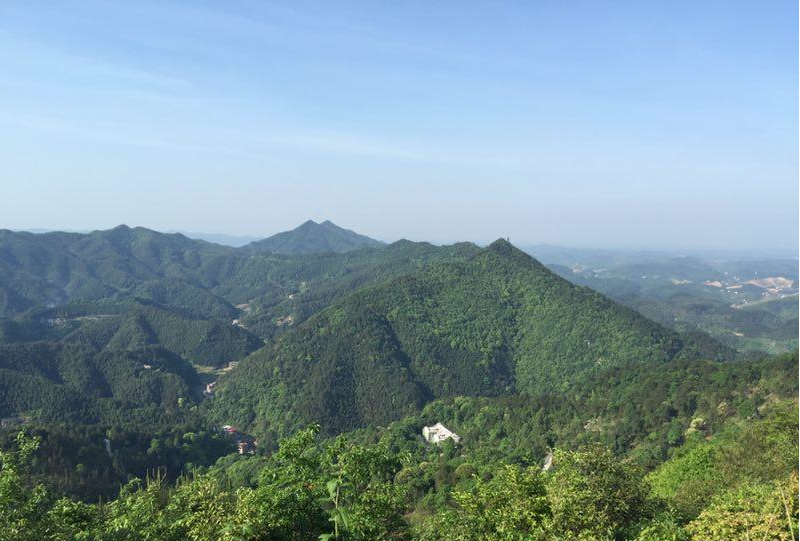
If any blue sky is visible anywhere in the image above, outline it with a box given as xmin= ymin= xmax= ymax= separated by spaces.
xmin=1 ymin=1 xmax=797 ymax=254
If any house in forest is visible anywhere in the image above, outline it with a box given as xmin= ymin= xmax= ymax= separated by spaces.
xmin=422 ymin=422 xmax=461 ymax=445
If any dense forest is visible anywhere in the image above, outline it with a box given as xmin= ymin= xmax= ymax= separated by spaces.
xmin=0 ymin=223 xmax=797 ymax=539
xmin=3 ymin=393 xmax=798 ymax=540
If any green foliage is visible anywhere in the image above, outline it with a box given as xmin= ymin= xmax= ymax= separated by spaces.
xmin=648 ymin=399 xmax=799 ymax=521
xmin=0 ymin=432 xmax=50 ymax=541
xmin=2 ymin=397 xmax=799 ymax=541
xmin=418 ymin=464 xmax=549 ymax=541
xmin=546 ymin=445 xmax=653 ymax=540
xmin=634 ymin=514 xmax=688 ymax=541
xmin=685 ymin=475 xmax=798 ymax=541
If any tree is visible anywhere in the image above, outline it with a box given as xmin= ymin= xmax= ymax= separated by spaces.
xmin=685 ymin=474 xmax=798 ymax=541
xmin=0 ymin=432 xmax=50 ymax=541
xmin=418 ymin=464 xmax=549 ymax=541
xmin=545 ymin=445 xmax=653 ymax=540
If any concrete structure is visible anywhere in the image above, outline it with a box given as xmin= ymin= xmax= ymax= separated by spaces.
xmin=422 ymin=422 xmax=461 ymax=445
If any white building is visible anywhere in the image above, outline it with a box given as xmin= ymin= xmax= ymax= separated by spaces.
xmin=422 ymin=422 xmax=461 ymax=445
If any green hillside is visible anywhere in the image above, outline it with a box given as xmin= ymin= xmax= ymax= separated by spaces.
xmin=0 ymin=226 xmax=474 ymax=343
xmin=0 ymin=226 xmax=237 ymax=316
xmin=0 ymin=299 xmax=264 ymax=368
xmin=212 ymin=239 xmax=733 ymax=441
xmin=0 ymin=342 xmax=198 ymax=423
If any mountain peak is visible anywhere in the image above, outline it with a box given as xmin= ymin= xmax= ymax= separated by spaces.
xmin=486 ymin=238 xmax=529 ymax=259
xmin=482 ymin=238 xmax=550 ymax=269
xmin=487 ymin=237 xmax=514 ymax=252
xmin=247 ymin=221 xmax=383 ymax=255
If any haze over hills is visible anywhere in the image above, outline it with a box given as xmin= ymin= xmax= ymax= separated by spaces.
xmin=535 ymin=249 xmax=799 ymax=354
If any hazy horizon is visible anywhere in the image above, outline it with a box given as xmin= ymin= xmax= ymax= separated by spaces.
xmin=6 ymin=220 xmax=797 ymax=259
xmin=1 ymin=2 xmax=797 ymax=255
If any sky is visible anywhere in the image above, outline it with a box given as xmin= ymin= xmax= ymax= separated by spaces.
xmin=1 ymin=1 xmax=797 ymax=255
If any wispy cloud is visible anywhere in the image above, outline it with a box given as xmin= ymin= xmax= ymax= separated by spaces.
xmin=0 ymin=32 xmax=197 ymax=97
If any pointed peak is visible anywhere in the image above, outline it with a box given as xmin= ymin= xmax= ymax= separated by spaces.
xmin=486 ymin=238 xmax=516 ymax=254
xmin=482 ymin=238 xmax=548 ymax=268
xmin=247 ymin=220 xmax=382 ymax=254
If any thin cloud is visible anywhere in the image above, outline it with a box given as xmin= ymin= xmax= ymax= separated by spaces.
xmin=0 ymin=32 xmax=197 ymax=96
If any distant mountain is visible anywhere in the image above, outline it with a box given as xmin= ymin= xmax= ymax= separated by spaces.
xmin=245 ymin=220 xmax=383 ymax=255
xmin=212 ymin=239 xmax=732 ymax=442
xmin=0 ymin=225 xmax=473 ymax=336
xmin=0 ymin=225 xmax=237 ymax=314
xmin=0 ymin=225 xmax=482 ymax=367
xmin=0 ymin=226 xmax=483 ymax=431
xmin=540 ymin=248 xmax=799 ymax=354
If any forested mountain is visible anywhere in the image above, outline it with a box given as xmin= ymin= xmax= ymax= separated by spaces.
xmin=0 ymin=221 xmax=382 ymax=317
xmin=0 ymin=226 xmax=480 ymax=365
xmin=0 ymin=226 xmax=235 ymax=316
xmin=0 ymin=227 xmax=487 ymax=496
xmin=212 ymin=239 xmax=733 ymax=443
xmin=244 ymin=220 xmax=383 ymax=255
xmin=0 ymin=225 xmax=463 ymax=328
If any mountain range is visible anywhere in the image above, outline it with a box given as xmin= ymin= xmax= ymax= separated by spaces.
xmin=0 ymin=220 xmax=794 ymax=513
xmin=0 ymin=221 xmax=383 ymax=317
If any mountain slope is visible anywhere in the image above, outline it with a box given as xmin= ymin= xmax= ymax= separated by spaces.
xmin=245 ymin=220 xmax=383 ymax=255
xmin=212 ymin=239 xmax=732 ymax=442
xmin=2 ymin=298 xmax=264 ymax=368
xmin=0 ymin=342 xmax=198 ymax=423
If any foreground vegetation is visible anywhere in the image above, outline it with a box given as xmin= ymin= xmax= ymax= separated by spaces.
xmin=2 ymin=397 xmax=797 ymax=541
